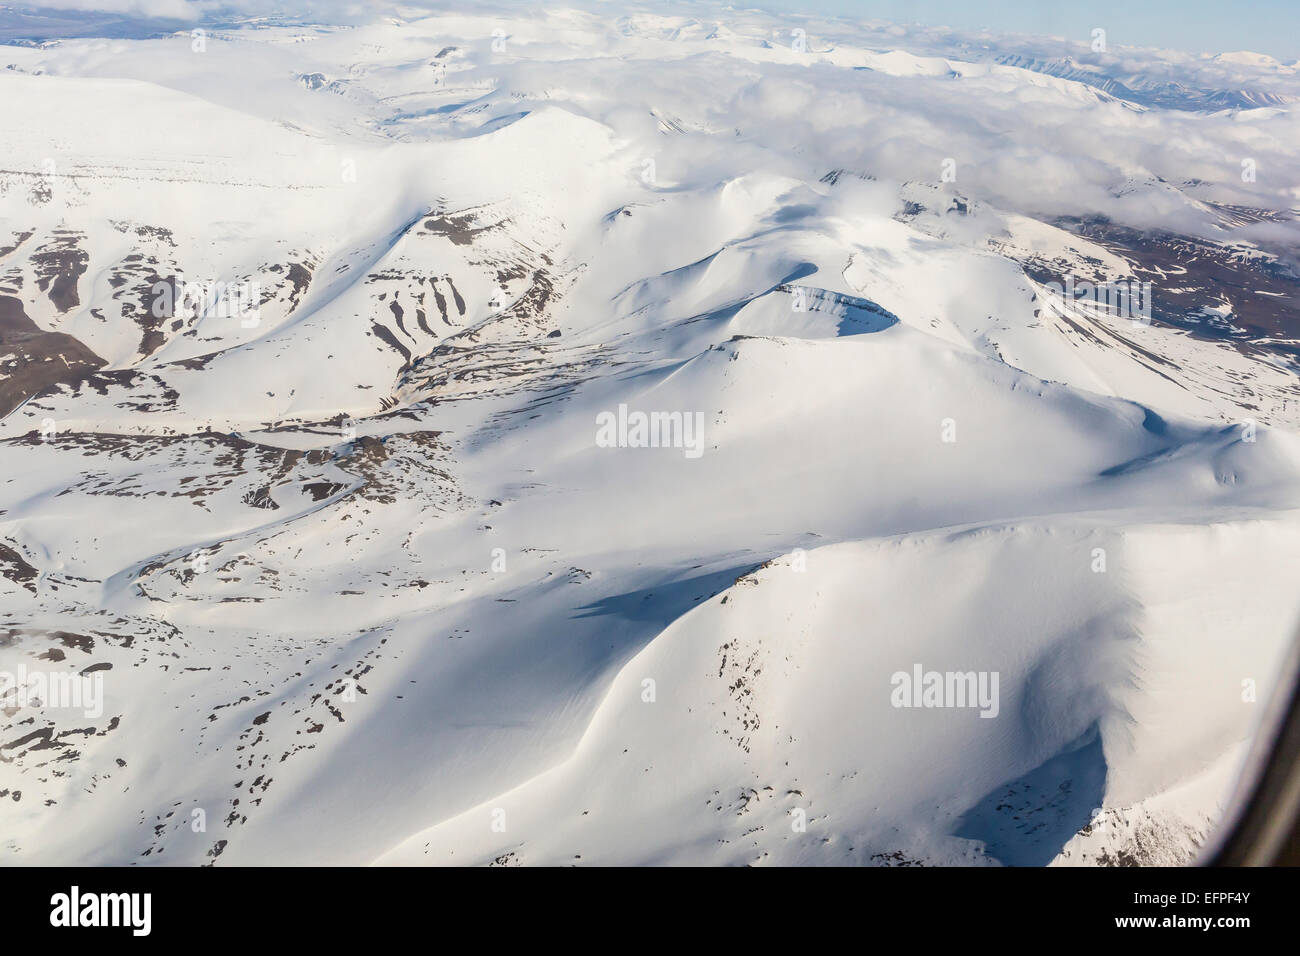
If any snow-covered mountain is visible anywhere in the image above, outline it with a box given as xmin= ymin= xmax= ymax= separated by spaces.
xmin=2 ymin=2 xmax=1300 ymax=866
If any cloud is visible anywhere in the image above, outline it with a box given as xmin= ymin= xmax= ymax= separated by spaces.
xmin=10 ymin=0 xmax=392 ymax=23
xmin=6 ymin=0 xmax=1298 ymax=244
xmin=15 ymin=0 xmax=199 ymax=18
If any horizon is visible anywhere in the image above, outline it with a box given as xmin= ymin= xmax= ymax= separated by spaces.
xmin=0 ymin=0 xmax=1298 ymax=62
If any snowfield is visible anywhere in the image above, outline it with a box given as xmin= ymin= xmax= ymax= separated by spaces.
xmin=2 ymin=1 xmax=1300 ymax=866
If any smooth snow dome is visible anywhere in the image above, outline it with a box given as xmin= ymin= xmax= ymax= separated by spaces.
xmin=1 ymin=1 xmax=1300 ymax=867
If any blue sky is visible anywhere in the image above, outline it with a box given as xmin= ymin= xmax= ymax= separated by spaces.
xmin=6 ymin=1 xmax=1299 ymax=61
xmin=748 ymin=0 xmax=1300 ymax=61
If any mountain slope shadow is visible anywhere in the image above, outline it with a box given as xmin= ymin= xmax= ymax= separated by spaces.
xmin=674 ymin=262 xmax=819 ymax=329
xmin=829 ymin=291 xmax=899 ymax=335
xmin=572 ymin=563 xmax=760 ymax=626
xmin=953 ymin=722 xmax=1107 ymax=866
